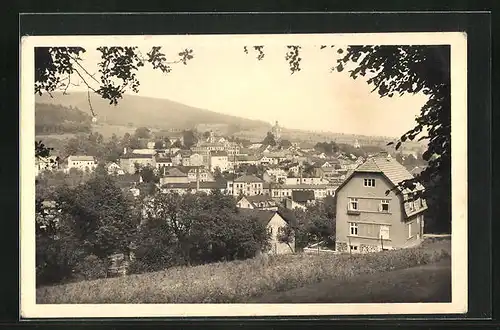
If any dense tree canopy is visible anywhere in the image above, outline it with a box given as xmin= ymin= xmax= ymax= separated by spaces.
xmin=262 ymin=132 xmax=277 ymax=147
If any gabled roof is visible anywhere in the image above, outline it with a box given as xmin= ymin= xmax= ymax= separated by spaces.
xmin=292 ymin=190 xmax=316 ymax=203
xmin=245 ymin=195 xmax=276 ymax=204
xmin=336 ymin=152 xmax=425 ymax=195
xmin=234 ymin=175 xmax=263 ymax=183
xmin=211 ymin=151 xmax=228 ymax=157
xmin=68 ymin=155 xmax=95 ymax=161
xmin=163 ymin=168 xmax=188 ymax=177
xmin=156 ymin=157 xmax=172 ymax=163
xmin=237 ymin=208 xmax=297 ymax=227
xmin=235 ymin=155 xmax=260 ymax=162
xmin=121 ymin=153 xmax=154 ymax=160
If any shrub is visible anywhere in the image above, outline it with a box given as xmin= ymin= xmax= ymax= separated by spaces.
xmin=73 ymin=255 xmax=108 ymax=281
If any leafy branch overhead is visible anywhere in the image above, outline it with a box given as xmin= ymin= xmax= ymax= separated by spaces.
xmin=35 ymin=46 xmax=194 ymax=106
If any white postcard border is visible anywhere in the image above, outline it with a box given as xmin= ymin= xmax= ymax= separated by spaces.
xmin=20 ymin=32 xmax=468 ymax=318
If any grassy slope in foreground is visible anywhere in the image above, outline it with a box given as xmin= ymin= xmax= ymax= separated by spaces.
xmin=250 ymin=259 xmax=451 ymax=303
xmin=36 ymin=238 xmax=450 ymax=304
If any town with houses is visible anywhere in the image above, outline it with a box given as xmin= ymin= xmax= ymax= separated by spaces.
xmin=36 ymin=120 xmax=428 ymax=258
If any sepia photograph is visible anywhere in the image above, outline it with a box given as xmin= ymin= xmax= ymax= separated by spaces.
xmin=20 ymin=32 xmax=468 ymax=317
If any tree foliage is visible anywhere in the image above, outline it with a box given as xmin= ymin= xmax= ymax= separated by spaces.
xmin=314 ymin=141 xmax=339 ymax=155
xmin=278 ymin=197 xmax=336 ymax=251
xmin=262 ymin=132 xmax=277 ymax=147
xmin=182 ymin=129 xmax=198 ymax=149
xmin=135 ymin=127 xmax=151 ymax=139
xmin=56 ymin=170 xmax=140 ymax=259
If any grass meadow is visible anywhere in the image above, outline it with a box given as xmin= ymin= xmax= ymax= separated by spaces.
xmin=36 ymin=238 xmax=451 ymax=304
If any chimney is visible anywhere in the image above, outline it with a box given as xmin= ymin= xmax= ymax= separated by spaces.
xmin=123 ymin=147 xmax=127 ymax=155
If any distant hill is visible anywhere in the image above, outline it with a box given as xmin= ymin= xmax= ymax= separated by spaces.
xmin=35 ymin=92 xmax=270 ymax=133
xmin=35 ymin=102 xmax=92 ymax=135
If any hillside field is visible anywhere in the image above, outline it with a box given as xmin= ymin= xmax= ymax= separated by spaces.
xmin=37 ymin=238 xmax=450 ymax=304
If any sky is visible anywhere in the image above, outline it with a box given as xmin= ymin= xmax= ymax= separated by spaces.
xmin=68 ymin=36 xmax=429 ymax=138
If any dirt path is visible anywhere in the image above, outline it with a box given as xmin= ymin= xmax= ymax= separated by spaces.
xmin=249 ymin=260 xmax=451 ymax=303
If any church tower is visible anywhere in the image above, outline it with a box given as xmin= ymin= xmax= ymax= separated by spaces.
xmin=271 ymin=121 xmax=282 ymax=141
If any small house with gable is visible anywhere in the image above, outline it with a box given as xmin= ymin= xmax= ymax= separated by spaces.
xmin=334 ymin=152 xmax=428 ymax=254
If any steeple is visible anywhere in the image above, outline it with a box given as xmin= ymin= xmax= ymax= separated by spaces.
xmin=272 ymin=120 xmax=282 ymax=141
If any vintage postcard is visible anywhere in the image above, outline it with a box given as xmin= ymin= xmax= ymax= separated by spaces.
xmin=20 ymin=32 xmax=467 ymax=318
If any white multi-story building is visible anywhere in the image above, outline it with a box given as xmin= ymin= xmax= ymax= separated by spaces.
xmin=209 ymin=151 xmax=229 ymax=172
xmin=67 ymin=155 xmax=97 ymax=172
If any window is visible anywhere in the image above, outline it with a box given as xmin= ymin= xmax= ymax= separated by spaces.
xmin=379 ymin=225 xmax=390 ymax=239
xmin=268 ymin=227 xmax=273 ymax=236
xmin=364 ymin=178 xmax=376 ymax=187
xmin=409 ymin=200 xmax=415 ymax=211
xmin=380 ymin=199 xmax=390 ymax=212
xmin=349 ymin=198 xmax=358 ymax=211
xmin=408 ymin=222 xmax=413 ymax=238
xmin=349 ymin=222 xmax=358 ymax=236
xmin=420 ymin=199 xmax=424 ymax=208
xmin=349 ymin=245 xmax=358 ymax=251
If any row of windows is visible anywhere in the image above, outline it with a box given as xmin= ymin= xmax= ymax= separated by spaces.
xmin=234 ymin=183 xmax=262 ymax=189
xmin=349 ymin=198 xmax=390 ymax=212
xmin=71 ymin=161 xmax=95 ymax=165
xmin=363 ymin=178 xmax=376 ymax=187
xmin=408 ymin=198 xmax=425 ymax=211
xmin=349 ymin=222 xmax=390 ymax=239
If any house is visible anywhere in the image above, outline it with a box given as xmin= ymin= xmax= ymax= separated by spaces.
xmin=209 ymin=151 xmax=229 ymax=172
xmin=284 ymin=177 xmax=328 ymax=185
xmin=236 ymin=195 xmax=279 ymax=211
xmin=155 ymin=156 xmax=173 ymax=169
xmin=35 ymin=155 xmax=60 ymax=176
xmin=160 ymin=180 xmax=227 ymax=195
xmin=238 ymin=209 xmax=296 ymax=255
xmin=249 ymin=143 xmax=263 ymax=149
xmin=263 ymin=168 xmax=288 ymax=183
xmin=179 ymin=166 xmax=215 ymax=183
xmin=334 ymin=152 xmax=428 ymax=254
xmin=269 ymin=183 xmax=329 ymax=200
xmin=228 ymin=175 xmax=264 ymax=196
xmin=159 ymin=167 xmax=189 ymax=185
xmin=283 ymin=198 xmax=307 ymax=211
xmin=291 ymin=190 xmax=316 ymax=206
xmin=189 ymin=153 xmax=204 ymax=167
xmin=147 ymin=141 xmax=156 ymax=149
xmin=119 ymin=153 xmax=155 ymax=174
xmin=67 ymin=155 xmax=97 ymax=172
xmin=232 ymin=155 xmax=260 ymax=167
xmin=106 ymin=162 xmax=125 ymax=175
xmin=259 ymin=155 xmax=273 ymax=166
xmin=298 ymin=142 xmax=315 ymax=152
xmin=281 ymin=162 xmax=301 ymax=176
xmin=171 ymin=152 xmax=183 ymax=166
xmin=130 ymin=148 xmax=157 ymax=156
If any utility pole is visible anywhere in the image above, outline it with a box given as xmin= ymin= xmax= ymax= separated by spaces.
xmin=196 ymin=166 xmax=200 ymax=193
